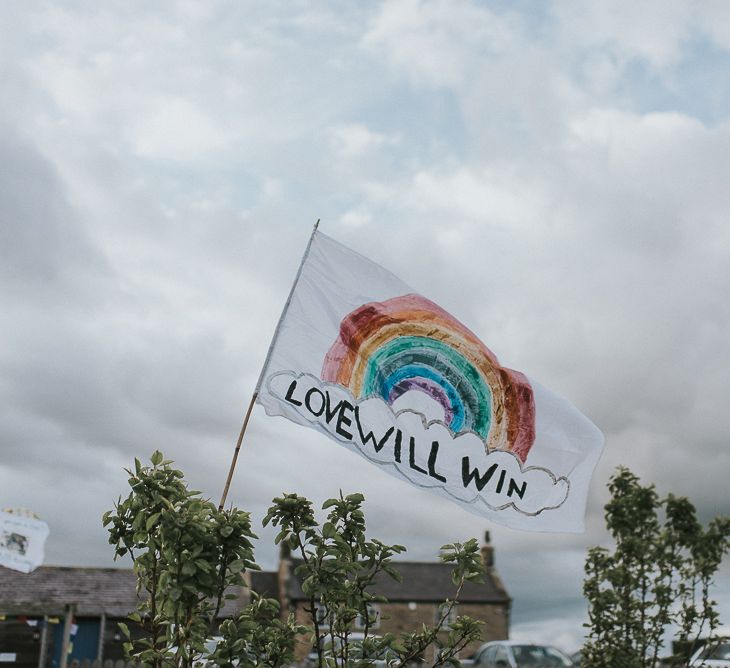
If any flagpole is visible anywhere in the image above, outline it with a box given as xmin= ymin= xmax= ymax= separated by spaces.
xmin=218 ymin=219 xmax=320 ymax=510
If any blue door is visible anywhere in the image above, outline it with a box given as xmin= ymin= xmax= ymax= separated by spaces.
xmin=51 ymin=619 xmax=100 ymax=668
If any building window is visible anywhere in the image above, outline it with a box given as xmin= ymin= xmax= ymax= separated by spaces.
xmin=314 ymin=602 xmax=380 ymax=630
xmin=355 ymin=603 xmax=380 ymax=630
xmin=435 ymin=603 xmax=458 ymax=629
xmin=314 ymin=602 xmax=330 ymax=629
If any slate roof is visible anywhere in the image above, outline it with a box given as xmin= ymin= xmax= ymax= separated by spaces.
xmin=0 ymin=566 xmax=247 ymax=617
xmin=0 ymin=558 xmax=509 ymax=617
xmin=249 ymin=570 xmax=279 ymax=600
xmin=281 ymin=560 xmax=510 ymax=604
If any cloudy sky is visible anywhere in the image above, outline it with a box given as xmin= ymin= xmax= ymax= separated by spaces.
xmin=2 ymin=0 xmax=729 ymax=654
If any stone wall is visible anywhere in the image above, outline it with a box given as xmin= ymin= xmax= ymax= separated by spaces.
xmin=290 ymin=600 xmax=509 ymax=662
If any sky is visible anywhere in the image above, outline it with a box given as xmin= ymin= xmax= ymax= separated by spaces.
xmin=2 ymin=0 xmax=729 ymax=655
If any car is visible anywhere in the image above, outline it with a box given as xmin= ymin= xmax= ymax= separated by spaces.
xmin=472 ymin=640 xmax=575 ymax=668
xmin=689 ymin=639 xmax=730 ymax=666
xmin=194 ymin=638 xmax=215 ymax=668
xmin=168 ymin=636 xmax=231 ymax=668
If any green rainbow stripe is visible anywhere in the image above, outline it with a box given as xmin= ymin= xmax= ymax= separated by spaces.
xmin=361 ymin=335 xmax=492 ymax=438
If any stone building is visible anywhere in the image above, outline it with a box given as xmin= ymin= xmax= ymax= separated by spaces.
xmin=252 ymin=531 xmax=511 ymax=662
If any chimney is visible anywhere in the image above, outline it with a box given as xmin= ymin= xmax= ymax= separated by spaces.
xmin=481 ymin=530 xmax=509 ymax=599
xmin=277 ymin=540 xmax=292 ymax=615
xmin=481 ymin=530 xmax=494 ymax=569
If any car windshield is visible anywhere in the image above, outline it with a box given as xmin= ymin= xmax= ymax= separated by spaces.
xmin=699 ymin=641 xmax=730 ymax=660
xmin=510 ymin=645 xmax=573 ymax=667
xmin=203 ymin=638 xmax=220 ymax=653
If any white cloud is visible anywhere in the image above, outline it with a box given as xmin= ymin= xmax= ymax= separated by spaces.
xmin=404 ymin=165 xmax=550 ymax=229
xmin=553 ymin=0 xmax=696 ymax=69
xmin=328 ymin=122 xmax=399 ymax=158
xmin=340 ymin=208 xmax=373 ymax=228
xmin=362 ymin=0 xmax=518 ymax=88
xmin=695 ymin=0 xmax=730 ymax=49
xmin=128 ymin=96 xmax=229 ymax=161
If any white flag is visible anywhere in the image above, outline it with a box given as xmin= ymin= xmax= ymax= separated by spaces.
xmin=257 ymin=230 xmax=604 ymax=532
xmin=0 ymin=510 xmax=49 ymax=573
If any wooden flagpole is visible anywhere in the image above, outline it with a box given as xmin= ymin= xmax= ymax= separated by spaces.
xmin=218 ymin=220 xmax=320 ymax=510
xmin=218 ymin=391 xmax=258 ymax=510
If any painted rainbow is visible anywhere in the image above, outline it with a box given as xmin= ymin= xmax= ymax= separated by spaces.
xmin=321 ymin=294 xmax=536 ymax=462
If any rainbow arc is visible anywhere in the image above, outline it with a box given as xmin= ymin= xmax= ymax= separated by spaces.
xmin=321 ymin=294 xmax=535 ymax=462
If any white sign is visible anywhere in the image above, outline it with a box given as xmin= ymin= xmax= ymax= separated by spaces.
xmin=0 ymin=510 xmax=49 ymax=573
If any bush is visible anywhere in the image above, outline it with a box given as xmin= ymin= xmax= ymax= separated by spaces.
xmin=582 ymin=467 xmax=730 ymax=668
xmin=104 ymin=452 xmax=485 ymax=668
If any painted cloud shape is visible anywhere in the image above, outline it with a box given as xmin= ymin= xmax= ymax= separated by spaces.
xmin=268 ymin=371 xmax=569 ymax=516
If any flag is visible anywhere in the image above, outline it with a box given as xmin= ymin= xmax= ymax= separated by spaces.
xmin=256 ymin=229 xmax=604 ymax=532
xmin=0 ymin=510 xmax=49 ymax=573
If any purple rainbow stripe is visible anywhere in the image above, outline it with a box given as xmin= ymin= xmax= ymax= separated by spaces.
xmin=388 ymin=376 xmax=456 ymax=427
